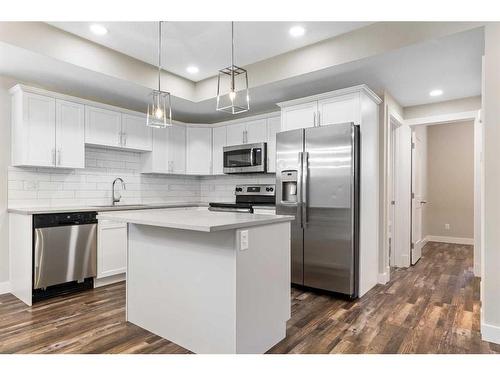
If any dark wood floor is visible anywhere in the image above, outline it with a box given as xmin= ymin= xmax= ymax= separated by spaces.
xmin=1 ymin=242 xmax=499 ymax=354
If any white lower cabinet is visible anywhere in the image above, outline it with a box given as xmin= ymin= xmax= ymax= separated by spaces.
xmin=97 ymin=219 xmax=127 ymax=279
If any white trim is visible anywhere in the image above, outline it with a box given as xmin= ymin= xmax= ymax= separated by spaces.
xmin=425 ymin=235 xmax=474 ymax=245
xmin=377 ymin=269 xmax=390 ymax=284
xmin=93 ymin=273 xmax=126 ymax=288
xmin=276 ymin=84 xmax=382 ymax=107
xmin=481 ymin=323 xmax=500 ymax=344
xmin=0 ymin=281 xmax=11 ymax=295
xmin=404 ymin=111 xmax=477 ymax=127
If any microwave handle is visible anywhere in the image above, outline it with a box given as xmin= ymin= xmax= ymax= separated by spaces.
xmin=250 ymin=148 xmax=255 ymax=166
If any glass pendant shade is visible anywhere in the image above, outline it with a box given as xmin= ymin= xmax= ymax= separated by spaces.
xmin=216 ymin=65 xmax=250 ymax=114
xmin=147 ymin=89 xmax=172 ymax=128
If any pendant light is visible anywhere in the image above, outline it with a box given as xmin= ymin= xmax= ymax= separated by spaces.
xmin=216 ymin=21 xmax=250 ymax=114
xmin=147 ymin=21 xmax=172 ymax=128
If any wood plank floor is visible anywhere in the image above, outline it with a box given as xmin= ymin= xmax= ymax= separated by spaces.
xmin=1 ymin=242 xmax=499 ymax=354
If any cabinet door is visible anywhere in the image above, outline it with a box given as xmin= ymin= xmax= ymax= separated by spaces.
xmin=318 ymin=93 xmax=360 ymax=126
xmin=97 ymin=220 xmax=127 ymax=278
xmin=85 ymin=105 xmax=122 ymax=147
xmin=212 ymin=126 xmax=226 ymax=175
xmin=23 ymin=92 xmax=56 ymax=167
xmin=226 ymin=122 xmax=246 ymax=145
xmin=121 ymin=113 xmax=153 ymax=151
xmin=142 ymin=127 xmax=168 ymax=173
xmin=167 ymin=125 xmax=186 ymax=174
xmin=245 ymin=119 xmax=267 ymax=144
xmin=55 ymin=99 xmax=85 ymax=169
xmin=186 ymin=127 xmax=212 ymax=175
xmin=266 ymin=116 xmax=281 ymax=173
xmin=281 ymin=102 xmax=317 ymax=131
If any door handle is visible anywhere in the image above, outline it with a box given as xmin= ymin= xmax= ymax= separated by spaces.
xmin=297 ymin=151 xmax=303 ymax=228
xmin=250 ymin=148 xmax=255 ymax=166
xmin=313 ymin=112 xmax=316 ymax=127
xmin=57 ymin=149 xmax=62 ymax=166
xmin=302 ymin=152 xmax=309 ymax=226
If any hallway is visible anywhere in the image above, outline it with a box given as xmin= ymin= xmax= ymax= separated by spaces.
xmin=0 ymin=242 xmax=498 ymax=354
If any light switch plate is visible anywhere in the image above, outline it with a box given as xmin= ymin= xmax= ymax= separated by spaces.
xmin=240 ymin=230 xmax=249 ymax=250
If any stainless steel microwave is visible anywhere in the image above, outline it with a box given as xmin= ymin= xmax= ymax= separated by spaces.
xmin=223 ymin=142 xmax=267 ymax=174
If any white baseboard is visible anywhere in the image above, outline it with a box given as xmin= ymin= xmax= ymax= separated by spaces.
xmin=0 ymin=281 xmax=11 ymax=295
xmin=94 ymin=273 xmax=125 ymax=288
xmin=377 ymin=272 xmax=390 ymax=284
xmin=482 ymin=323 xmax=500 ymax=344
xmin=425 ymin=235 xmax=474 ymax=245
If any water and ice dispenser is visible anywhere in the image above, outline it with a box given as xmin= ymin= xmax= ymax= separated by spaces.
xmin=280 ymin=170 xmax=298 ymax=203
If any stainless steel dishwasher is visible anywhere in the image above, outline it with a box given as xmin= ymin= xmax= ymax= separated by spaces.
xmin=33 ymin=212 xmax=97 ymax=302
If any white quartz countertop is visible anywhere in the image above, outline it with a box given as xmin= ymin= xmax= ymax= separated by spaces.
xmin=97 ymin=207 xmax=293 ymax=232
xmin=8 ymin=202 xmax=206 ymax=215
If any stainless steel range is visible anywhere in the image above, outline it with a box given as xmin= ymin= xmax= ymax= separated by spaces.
xmin=208 ymin=184 xmax=275 ymax=213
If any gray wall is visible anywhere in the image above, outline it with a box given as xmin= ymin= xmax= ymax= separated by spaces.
xmin=424 ymin=121 xmax=474 ymax=238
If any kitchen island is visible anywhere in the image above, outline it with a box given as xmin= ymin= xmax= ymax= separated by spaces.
xmin=97 ymin=207 xmax=293 ymax=354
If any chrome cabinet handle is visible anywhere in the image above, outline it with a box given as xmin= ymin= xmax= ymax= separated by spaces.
xmin=52 ymin=148 xmax=56 ymax=166
xmin=57 ymin=149 xmax=61 ymax=166
xmin=313 ymin=112 xmax=316 ymax=127
xmin=123 ymin=133 xmax=127 ymax=146
xmin=317 ymin=111 xmax=321 ymax=126
xmin=119 ymin=132 xmax=122 ymax=146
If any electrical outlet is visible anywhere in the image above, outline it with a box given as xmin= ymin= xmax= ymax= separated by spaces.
xmin=240 ymin=230 xmax=249 ymax=251
xmin=445 ymin=223 xmax=450 ymax=230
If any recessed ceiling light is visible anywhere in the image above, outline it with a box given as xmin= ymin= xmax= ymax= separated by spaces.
xmin=89 ymin=24 xmax=108 ymax=36
xmin=289 ymin=26 xmax=306 ymax=37
xmin=186 ymin=66 xmax=199 ymax=74
xmin=429 ymin=89 xmax=443 ymax=97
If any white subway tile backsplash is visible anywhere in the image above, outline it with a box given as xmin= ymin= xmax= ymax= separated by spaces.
xmin=8 ymin=146 xmax=275 ymax=208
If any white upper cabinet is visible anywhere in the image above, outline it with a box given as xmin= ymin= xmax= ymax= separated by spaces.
xmin=55 ymin=99 xmax=85 ymax=169
xmin=10 ymin=87 xmax=85 ymax=168
xmin=317 ymin=93 xmax=360 ymax=126
xmin=167 ymin=125 xmax=186 ymax=174
xmin=121 ymin=113 xmax=152 ymax=151
xmin=142 ymin=124 xmax=186 ymax=174
xmin=281 ymin=102 xmax=318 ymax=131
xmin=13 ymin=92 xmax=56 ymax=167
xmin=186 ymin=127 xmax=212 ymax=175
xmin=226 ymin=122 xmax=247 ymax=146
xmin=212 ymin=126 xmax=227 ymax=175
xmin=266 ymin=117 xmax=281 ymax=173
xmin=85 ymin=105 xmax=122 ymax=148
xmin=278 ymin=86 xmax=376 ymax=132
xmin=245 ymin=119 xmax=268 ymax=144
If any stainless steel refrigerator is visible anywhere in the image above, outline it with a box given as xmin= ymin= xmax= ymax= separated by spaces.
xmin=276 ymin=123 xmax=360 ymax=298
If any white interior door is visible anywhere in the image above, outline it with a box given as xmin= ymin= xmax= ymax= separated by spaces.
xmin=411 ymin=130 xmax=424 ymax=265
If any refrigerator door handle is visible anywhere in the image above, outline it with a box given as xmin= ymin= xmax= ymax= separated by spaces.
xmin=297 ymin=151 xmax=303 ymax=228
xmin=302 ymin=151 xmax=309 ymax=226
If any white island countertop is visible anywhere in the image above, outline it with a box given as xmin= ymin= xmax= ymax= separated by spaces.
xmin=97 ymin=207 xmax=293 ymax=232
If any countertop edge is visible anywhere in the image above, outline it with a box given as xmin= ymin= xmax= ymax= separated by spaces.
xmin=7 ymin=202 xmax=207 ymax=215
xmin=96 ymin=212 xmax=294 ymax=232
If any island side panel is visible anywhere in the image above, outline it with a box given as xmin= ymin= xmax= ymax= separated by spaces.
xmin=126 ymin=223 xmax=237 ymax=354
xmin=235 ymin=222 xmax=291 ymax=353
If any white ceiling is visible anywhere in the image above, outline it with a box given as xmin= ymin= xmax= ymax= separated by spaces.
xmin=47 ymin=22 xmax=372 ymax=81
xmin=0 ymin=27 xmax=483 ymax=123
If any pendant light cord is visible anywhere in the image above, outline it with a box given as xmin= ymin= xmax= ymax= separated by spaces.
xmin=231 ymin=21 xmax=235 ymax=91
xmin=158 ymin=21 xmax=162 ymax=92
